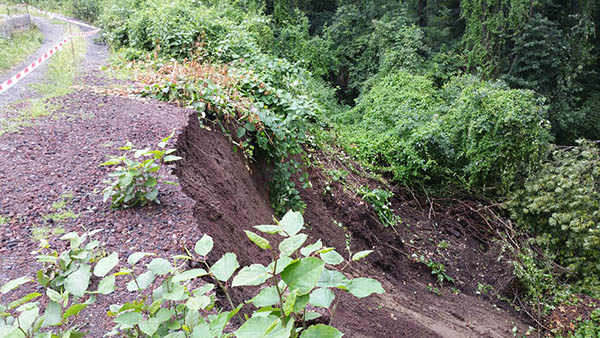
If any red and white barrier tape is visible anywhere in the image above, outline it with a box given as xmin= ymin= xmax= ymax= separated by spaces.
xmin=0 ymin=9 xmax=100 ymax=95
xmin=29 ymin=6 xmax=99 ymax=30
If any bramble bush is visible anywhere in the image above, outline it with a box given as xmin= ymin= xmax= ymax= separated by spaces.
xmin=0 ymin=211 xmax=383 ymax=337
xmin=508 ymin=140 xmax=600 ymax=291
xmin=334 ymin=71 xmax=551 ymax=195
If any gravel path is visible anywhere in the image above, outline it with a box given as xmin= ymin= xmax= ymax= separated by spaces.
xmin=0 ymin=16 xmax=200 ymax=335
xmin=0 ymin=14 xmax=104 ymax=108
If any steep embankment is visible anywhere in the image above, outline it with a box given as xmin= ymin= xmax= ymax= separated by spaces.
xmin=174 ymin=113 xmax=530 ymax=337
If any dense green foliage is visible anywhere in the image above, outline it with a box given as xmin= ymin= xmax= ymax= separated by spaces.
xmin=0 ymin=211 xmax=382 ymax=337
xmin=508 ymin=141 xmax=600 ymax=291
xmin=335 ymin=71 xmax=551 ymax=194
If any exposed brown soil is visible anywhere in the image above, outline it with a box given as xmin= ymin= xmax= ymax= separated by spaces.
xmin=0 ymin=31 xmax=535 ymax=337
xmin=174 ymin=113 xmax=532 ymax=337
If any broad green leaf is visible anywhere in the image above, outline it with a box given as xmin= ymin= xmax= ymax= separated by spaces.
xmin=253 ymin=224 xmax=282 ymax=234
xmin=64 ymin=264 xmax=91 ymax=297
xmin=250 ymin=286 xmax=280 ymax=307
xmin=235 ymin=314 xmax=292 ymax=338
xmin=115 ymin=311 xmax=143 ymax=326
xmin=281 ymin=257 xmax=325 ymax=296
xmin=172 ymin=255 xmax=193 ymax=261
xmin=144 ymin=177 xmax=157 ymax=187
xmin=18 ymin=307 xmax=39 ymax=332
xmin=317 ymin=269 xmax=350 ymax=289
xmin=1 ymin=276 xmax=32 ymax=294
xmin=209 ymin=305 xmax=242 ymax=336
xmin=94 ymin=252 xmax=119 ymax=277
xmin=300 ymin=240 xmax=322 ymax=257
xmin=232 ymin=264 xmax=270 ymax=287
xmin=292 ymin=294 xmax=309 ymax=313
xmin=279 ymin=234 xmax=307 ymax=256
xmin=100 ymin=159 xmax=121 ymax=166
xmin=46 ymin=289 xmax=62 ymax=303
xmin=164 ymin=155 xmax=182 ymax=162
xmin=8 ymin=292 xmax=41 ymax=309
xmin=283 ymin=290 xmax=297 ymax=316
xmin=148 ymin=258 xmax=172 ymax=275
xmin=193 ymin=283 xmax=214 ymax=296
xmin=126 ymin=270 xmax=156 ymax=291
xmin=63 ymin=303 xmax=87 ymax=320
xmin=352 ymin=250 xmax=374 ymax=262
xmin=148 ymin=299 xmax=163 ymax=315
xmin=115 ymin=268 xmax=133 ymax=276
xmin=348 ymin=278 xmax=385 ymax=298
xmin=210 ymin=253 xmax=239 ymax=282
xmin=316 ymin=248 xmax=334 ymax=254
xmin=172 ymin=269 xmax=208 ymax=283
xmin=320 ymin=250 xmax=344 ymax=265
xmin=300 ymin=324 xmax=343 ymax=338
xmin=95 ymin=275 xmax=116 ymax=294
xmin=0 ymin=326 xmax=24 ymax=337
xmin=309 ymin=288 xmax=335 ymax=308
xmin=155 ymin=308 xmax=174 ymax=322
xmin=268 ymin=257 xmax=295 ymax=275
xmin=190 ymin=323 xmax=212 ymax=338
xmin=145 ymin=189 xmax=159 ymax=201
xmin=127 ymin=252 xmax=155 ymax=266
xmin=194 ymin=234 xmax=214 ymax=256
xmin=244 ymin=231 xmax=271 ymax=250
xmin=42 ymin=301 xmax=61 ymax=327
xmin=305 ymin=312 xmax=321 ymax=321
xmin=186 ymin=295 xmax=211 ymax=311
xmin=279 ymin=210 xmax=304 ymax=236
xmin=164 ymin=282 xmax=186 ymax=301
xmin=16 ymin=301 xmax=38 ymax=312
xmin=139 ymin=318 xmax=160 ymax=336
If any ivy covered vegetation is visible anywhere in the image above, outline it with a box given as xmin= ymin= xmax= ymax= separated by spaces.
xmin=6 ymin=0 xmax=600 ymax=336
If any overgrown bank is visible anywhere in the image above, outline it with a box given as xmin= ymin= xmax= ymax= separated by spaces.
xmin=1 ymin=0 xmax=598 ymax=336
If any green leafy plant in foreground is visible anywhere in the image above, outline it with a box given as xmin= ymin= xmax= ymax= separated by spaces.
xmin=0 ymin=210 xmax=383 ymax=337
xmin=100 ymin=133 xmax=182 ymax=208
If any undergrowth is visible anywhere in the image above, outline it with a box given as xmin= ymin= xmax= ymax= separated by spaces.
xmin=0 ymin=211 xmax=383 ymax=337
xmin=0 ymin=27 xmax=44 ymax=72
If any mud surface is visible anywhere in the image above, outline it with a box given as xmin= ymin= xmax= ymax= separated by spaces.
xmin=174 ymin=114 xmax=532 ymax=337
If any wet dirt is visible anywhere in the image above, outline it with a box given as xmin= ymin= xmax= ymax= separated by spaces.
xmin=174 ymin=112 xmax=533 ymax=338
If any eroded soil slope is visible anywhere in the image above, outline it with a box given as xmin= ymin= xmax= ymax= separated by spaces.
xmin=175 ymin=113 xmax=531 ymax=338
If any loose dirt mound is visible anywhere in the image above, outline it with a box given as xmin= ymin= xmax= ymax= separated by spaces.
xmin=174 ymin=113 xmax=531 ymax=337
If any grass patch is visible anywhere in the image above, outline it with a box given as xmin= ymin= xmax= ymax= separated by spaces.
xmin=51 ymin=192 xmax=73 ymax=210
xmin=0 ymin=26 xmax=88 ymax=135
xmin=30 ymin=26 xmax=87 ymax=96
xmin=0 ymin=3 xmax=27 ymax=16
xmin=0 ymin=215 xmax=9 ymax=225
xmin=0 ymin=27 xmax=44 ymax=72
xmin=42 ymin=210 xmax=79 ymax=222
xmin=32 ymin=224 xmax=66 ymax=242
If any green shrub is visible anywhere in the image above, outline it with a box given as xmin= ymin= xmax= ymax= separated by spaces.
xmin=334 ymin=71 xmax=551 ymax=195
xmin=69 ymin=0 xmax=101 ymax=23
xmin=508 ymin=140 xmax=600 ymax=290
xmin=100 ymin=133 xmax=181 ymax=209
